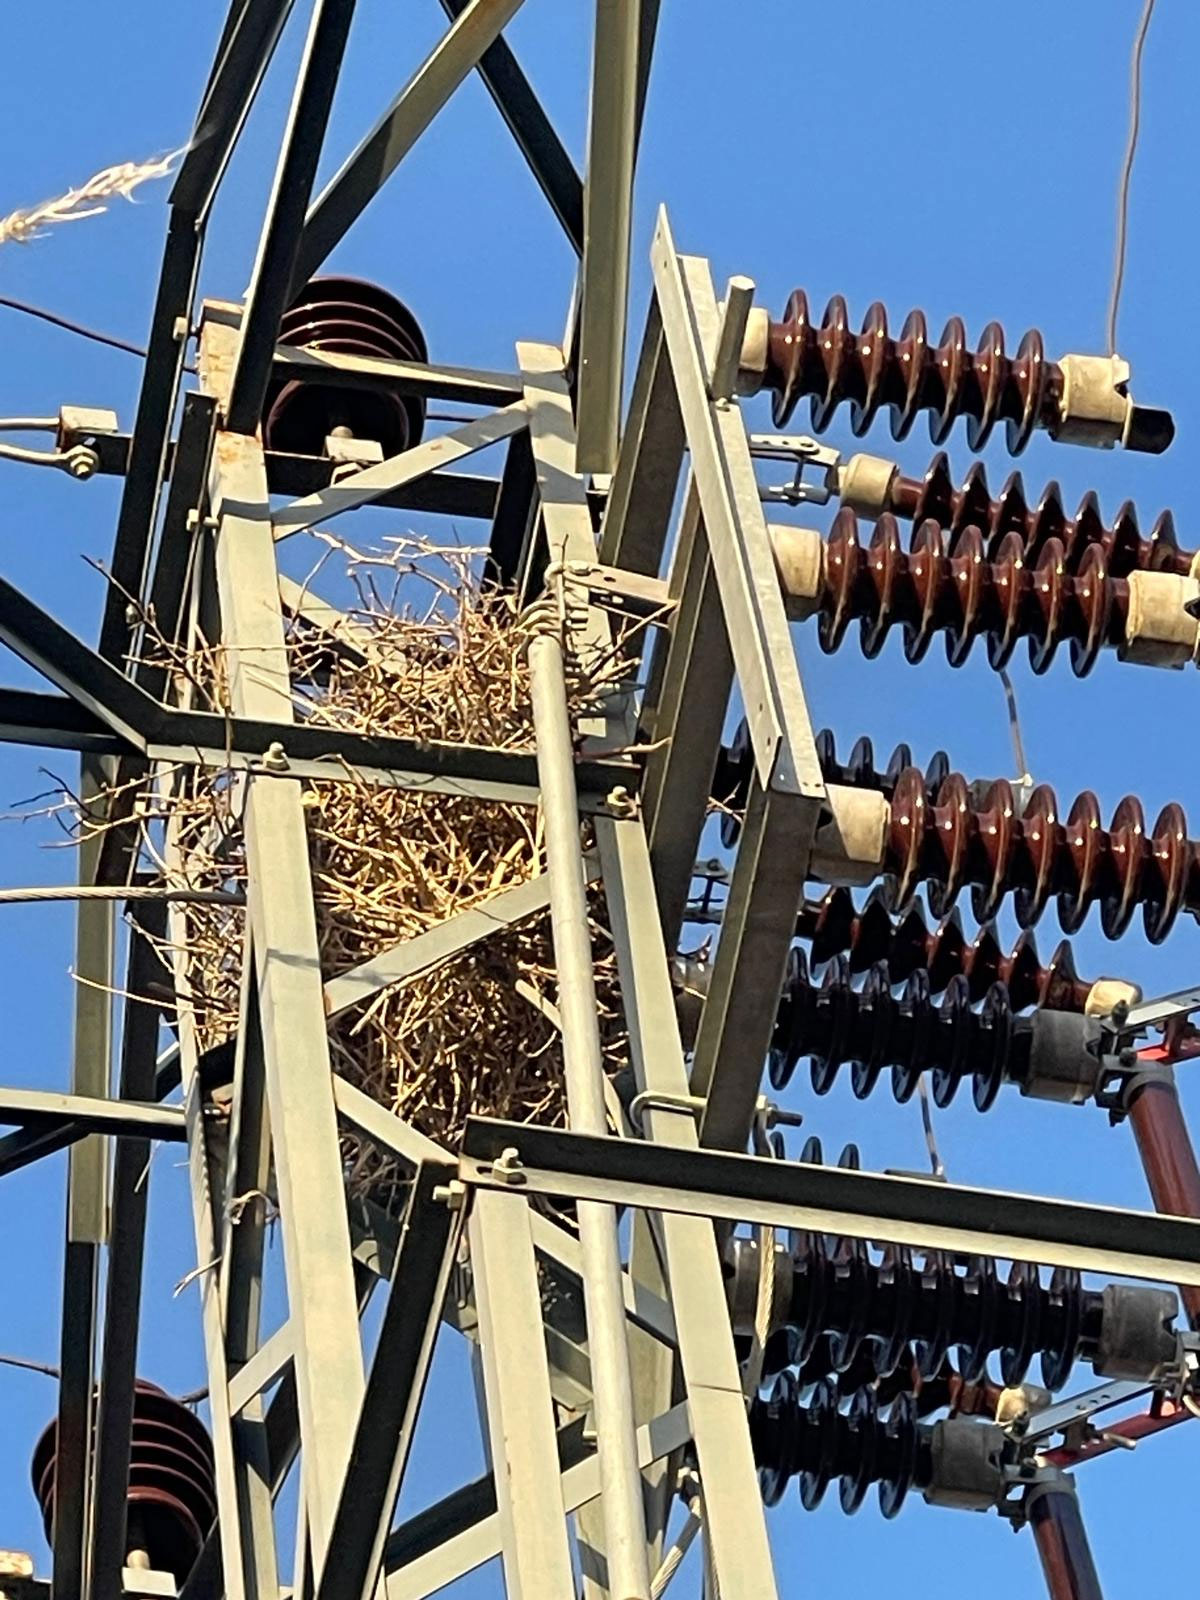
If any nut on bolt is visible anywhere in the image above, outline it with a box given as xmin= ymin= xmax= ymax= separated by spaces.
xmin=487 ymin=1146 xmax=527 ymax=1186
xmin=63 ymin=444 xmax=100 ymax=480
xmin=262 ymin=741 xmax=290 ymax=772
xmin=606 ymin=785 xmax=638 ymax=819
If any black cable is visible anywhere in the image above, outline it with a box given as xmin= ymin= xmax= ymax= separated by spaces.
xmin=0 ymin=294 xmax=153 ymax=361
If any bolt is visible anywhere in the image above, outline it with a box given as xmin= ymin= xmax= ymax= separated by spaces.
xmin=762 ymin=1100 xmax=804 ymax=1130
xmin=489 ymin=1146 xmax=527 ymax=1187
xmin=262 ymin=741 xmax=289 ymax=772
xmin=64 ymin=446 xmax=99 ymax=480
xmin=433 ymin=1180 xmax=468 ymax=1210
xmin=605 ymin=785 xmax=638 ymax=819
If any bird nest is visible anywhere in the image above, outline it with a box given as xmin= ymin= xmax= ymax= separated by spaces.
xmin=117 ymin=537 xmax=633 ymax=1205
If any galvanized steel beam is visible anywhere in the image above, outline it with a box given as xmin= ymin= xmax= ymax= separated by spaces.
xmin=438 ymin=0 xmax=584 ymax=252
xmin=295 ymin=0 xmax=527 ymax=287
xmin=226 ymin=0 xmax=358 ymax=435
xmin=462 ymin=1119 xmax=1200 ymax=1287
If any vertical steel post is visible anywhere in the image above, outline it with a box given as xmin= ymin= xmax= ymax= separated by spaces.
xmin=470 ymin=1189 xmax=578 ymax=1600
xmin=52 ymin=756 xmax=114 ymax=1600
xmin=226 ymin=0 xmax=358 ymax=434
xmin=595 ymin=816 xmax=780 ymax=1600
xmin=163 ymin=806 xmax=258 ymax=1600
xmin=202 ymin=307 xmax=366 ymax=1566
xmin=1125 ymin=1068 xmax=1200 ymax=1326
xmin=1026 ymin=1478 xmax=1105 ymax=1600
xmin=90 ymin=902 xmax=167 ymax=1597
xmin=527 ymin=623 xmax=652 ymax=1600
xmin=314 ymin=1158 xmax=463 ymax=1600
xmin=576 ymin=0 xmax=640 ymax=472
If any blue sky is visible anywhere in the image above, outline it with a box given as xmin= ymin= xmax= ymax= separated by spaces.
xmin=1 ymin=1 xmax=1198 ymax=1593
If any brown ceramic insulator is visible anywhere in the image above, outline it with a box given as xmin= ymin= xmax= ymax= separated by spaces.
xmin=795 ymin=887 xmax=1093 ymax=1013
xmin=263 ymin=275 xmax=427 ymax=459
xmin=820 ymin=509 xmax=1128 ymax=676
xmin=31 ymin=1382 xmax=216 ymax=1585
xmin=1028 ymin=1485 xmax=1105 ymax=1600
xmin=883 ymin=766 xmax=1200 ymax=944
xmin=887 ymin=451 xmax=1190 ymax=578
xmin=1125 ymin=1074 xmax=1200 ymax=1327
xmin=716 ymin=721 xmax=948 ymax=849
xmin=813 ymin=728 xmax=949 ymax=802
xmin=764 ymin=291 xmax=1060 ymax=452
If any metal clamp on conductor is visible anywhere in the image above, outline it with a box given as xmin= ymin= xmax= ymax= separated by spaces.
xmin=0 ymin=407 xmax=118 ymax=479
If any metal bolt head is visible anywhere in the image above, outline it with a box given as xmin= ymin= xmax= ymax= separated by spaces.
xmin=490 ymin=1146 xmax=526 ymax=1186
xmin=262 ymin=740 xmax=289 ymax=772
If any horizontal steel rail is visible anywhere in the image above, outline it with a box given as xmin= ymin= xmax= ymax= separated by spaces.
xmin=460 ymin=1118 xmax=1200 ymax=1287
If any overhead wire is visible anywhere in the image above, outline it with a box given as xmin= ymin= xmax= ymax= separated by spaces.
xmin=1107 ymin=0 xmax=1158 ymax=354
xmin=0 ymin=295 xmax=200 ymax=378
xmin=0 ymin=295 xmax=154 ymax=362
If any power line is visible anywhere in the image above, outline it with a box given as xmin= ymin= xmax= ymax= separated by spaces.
xmin=1107 ymin=0 xmax=1158 ymax=354
xmin=0 ymin=294 xmax=153 ymax=361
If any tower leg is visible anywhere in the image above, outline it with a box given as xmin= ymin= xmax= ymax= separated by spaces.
xmin=1026 ymin=1478 xmax=1104 ymax=1600
xmin=1125 ymin=1068 xmax=1200 ymax=1325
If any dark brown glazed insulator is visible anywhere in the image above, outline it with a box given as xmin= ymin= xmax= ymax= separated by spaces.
xmin=820 ymin=510 xmax=1128 ymax=675
xmin=764 ymin=291 xmax=1060 ymax=453
xmin=889 ymin=452 xmax=1190 ymax=578
xmin=775 ymin=1139 xmax=1099 ymax=1390
xmin=32 ymin=1382 xmax=216 ymax=1584
xmin=713 ymin=721 xmax=947 ymax=850
xmin=813 ymin=728 xmax=950 ymax=803
xmin=751 ymin=1371 xmax=928 ymax=1516
xmin=769 ymin=946 xmax=1022 ymax=1110
xmin=795 ymin=887 xmax=1094 ymax=1013
xmin=882 ymin=767 xmax=1200 ymax=943
xmin=264 ymin=275 xmax=427 ymax=459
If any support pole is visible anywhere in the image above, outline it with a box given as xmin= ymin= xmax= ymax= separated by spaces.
xmin=527 ymin=622 xmax=652 ymax=1600
xmin=90 ymin=903 xmax=167 ymax=1598
xmin=469 ymin=1189 xmax=577 ymax=1600
xmin=575 ymin=0 xmax=640 ymax=473
xmin=52 ymin=757 xmax=113 ymax=1600
xmin=203 ymin=309 xmax=366 ymax=1567
xmin=226 ymin=0 xmax=358 ymax=434
xmin=1125 ymin=1068 xmax=1200 ymax=1326
xmin=1026 ymin=1478 xmax=1105 ymax=1600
